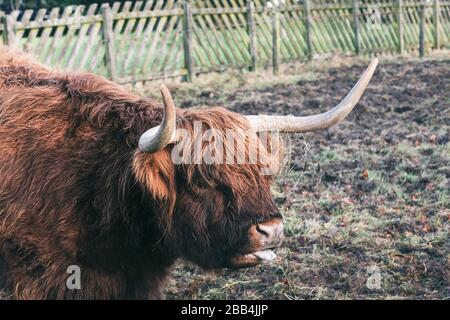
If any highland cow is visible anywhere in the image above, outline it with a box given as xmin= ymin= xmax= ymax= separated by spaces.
xmin=0 ymin=48 xmax=378 ymax=299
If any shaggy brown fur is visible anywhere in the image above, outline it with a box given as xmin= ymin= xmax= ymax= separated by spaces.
xmin=0 ymin=49 xmax=281 ymax=299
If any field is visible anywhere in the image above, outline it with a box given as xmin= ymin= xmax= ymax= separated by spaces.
xmin=0 ymin=54 xmax=448 ymax=301
xmin=159 ymin=54 xmax=450 ymax=300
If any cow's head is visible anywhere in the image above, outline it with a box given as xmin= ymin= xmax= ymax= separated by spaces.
xmin=133 ymin=59 xmax=378 ymax=269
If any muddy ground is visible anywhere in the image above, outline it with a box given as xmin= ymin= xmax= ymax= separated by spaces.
xmin=164 ymin=56 xmax=450 ymax=299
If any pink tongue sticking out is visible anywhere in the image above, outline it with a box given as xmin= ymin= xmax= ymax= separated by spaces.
xmin=253 ymin=250 xmax=276 ymax=261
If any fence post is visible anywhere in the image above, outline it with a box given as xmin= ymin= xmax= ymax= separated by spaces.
xmin=247 ymin=1 xmax=257 ymax=72
xmin=352 ymin=0 xmax=360 ymax=55
xmin=101 ymin=4 xmax=117 ymax=82
xmin=397 ymin=0 xmax=404 ymax=54
xmin=272 ymin=8 xmax=280 ymax=75
xmin=2 ymin=14 xmax=16 ymax=48
xmin=433 ymin=0 xmax=440 ymax=50
xmin=303 ymin=0 xmax=313 ymax=61
xmin=419 ymin=0 xmax=426 ymax=58
xmin=183 ymin=0 xmax=194 ymax=82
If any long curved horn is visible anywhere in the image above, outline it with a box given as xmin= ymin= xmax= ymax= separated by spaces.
xmin=138 ymin=85 xmax=177 ymax=153
xmin=245 ymin=58 xmax=378 ymax=132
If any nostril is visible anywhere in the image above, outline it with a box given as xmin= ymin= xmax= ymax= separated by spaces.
xmin=256 ymin=224 xmax=270 ymax=238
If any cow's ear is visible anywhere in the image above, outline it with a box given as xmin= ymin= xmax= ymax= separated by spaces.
xmin=133 ymin=150 xmax=176 ymax=202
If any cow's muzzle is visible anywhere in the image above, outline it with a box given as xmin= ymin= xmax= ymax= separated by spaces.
xmin=227 ymin=218 xmax=284 ymax=268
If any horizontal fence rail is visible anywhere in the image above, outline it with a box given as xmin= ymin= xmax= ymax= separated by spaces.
xmin=0 ymin=0 xmax=449 ymax=84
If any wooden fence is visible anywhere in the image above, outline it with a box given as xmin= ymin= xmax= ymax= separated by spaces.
xmin=1 ymin=0 xmax=449 ymax=84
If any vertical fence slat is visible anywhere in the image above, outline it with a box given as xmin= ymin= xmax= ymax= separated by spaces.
xmin=2 ymin=14 xmax=16 ymax=47
xmin=419 ymin=1 xmax=426 ymax=57
xmin=183 ymin=0 xmax=194 ymax=82
xmin=352 ymin=0 xmax=360 ymax=55
xmin=434 ymin=0 xmax=440 ymax=49
xmin=397 ymin=0 xmax=404 ymax=54
xmin=101 ymin=4 xmax=117 ymax=81
xmin=247 ymin=1 xmax=257 ymax=71
xmin=272 ymin=8 xmax=280 ymax=75
xmin=303 ymin=0 xmax=313 ymax=61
